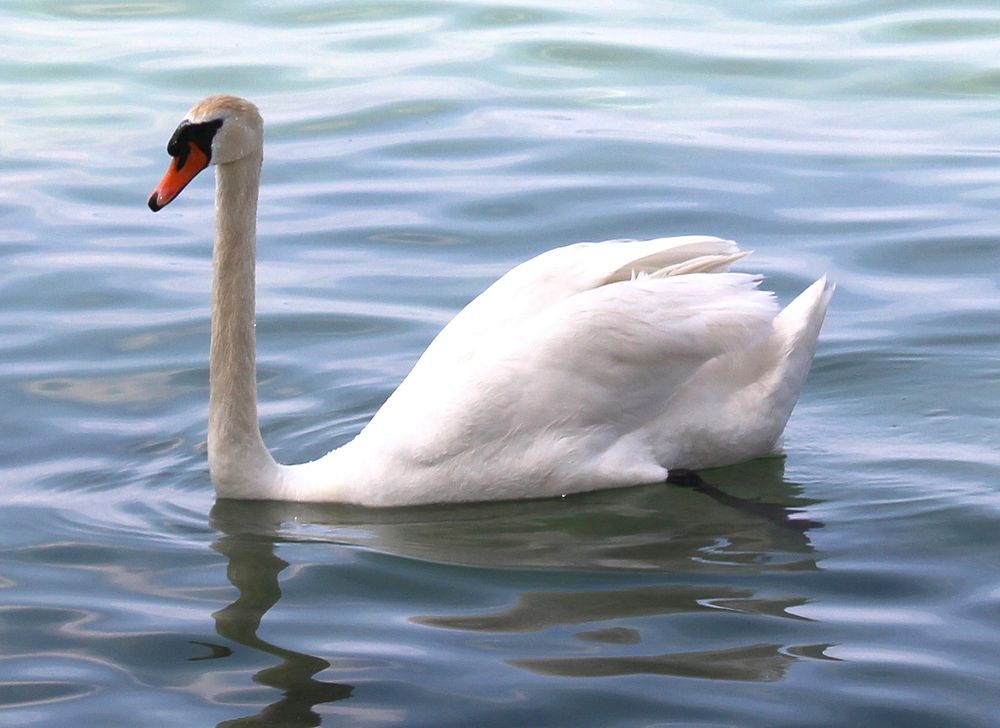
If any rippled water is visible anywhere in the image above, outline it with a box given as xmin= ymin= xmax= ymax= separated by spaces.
xmin=2 ymin=1 xmax=999 ymax=726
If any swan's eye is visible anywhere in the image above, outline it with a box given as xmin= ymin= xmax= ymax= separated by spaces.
xmin=166 ymin=118 xmax=224 ymax=171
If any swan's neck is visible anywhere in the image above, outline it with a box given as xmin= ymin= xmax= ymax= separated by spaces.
xmin=208 ymin=153 xmax=283 ymax=497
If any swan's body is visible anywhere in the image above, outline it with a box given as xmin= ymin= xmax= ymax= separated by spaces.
xmin=149 ymin=95 xmax=832 ymax=506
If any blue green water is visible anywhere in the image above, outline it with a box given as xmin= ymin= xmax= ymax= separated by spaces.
xmin=2 ymin=1 xmax=999 ymax=725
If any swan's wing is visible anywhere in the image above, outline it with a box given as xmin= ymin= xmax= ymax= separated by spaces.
xmin=501 ymin=235 xmax=744 ymax=293
xmin=415 ymin=235 xmax=746 ymax=371
xmin=366 ymin=272 xmax=779 ymax=486
xmin=480 ymin=272 xmax=779 ymax=434
xmin=461 ymin=235 xmax=743 ymax=328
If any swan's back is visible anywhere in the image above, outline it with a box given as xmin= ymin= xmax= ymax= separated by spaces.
xmin=291 ymin=236 xmax=832 ymax=505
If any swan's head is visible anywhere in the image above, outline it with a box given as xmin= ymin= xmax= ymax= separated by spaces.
xmin=148 ymin=95 xmax=263 ymax=212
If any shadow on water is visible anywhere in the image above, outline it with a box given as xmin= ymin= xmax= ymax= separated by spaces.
xmin=205 ymin=458 xmax=827 ymax=725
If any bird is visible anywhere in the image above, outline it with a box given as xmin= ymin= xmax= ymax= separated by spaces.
xmin=148 ymin=94 xmax=832 ymax=507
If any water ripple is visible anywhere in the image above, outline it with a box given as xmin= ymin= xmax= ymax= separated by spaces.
xmin=3 ymin=1 xmax=1000 ymax=726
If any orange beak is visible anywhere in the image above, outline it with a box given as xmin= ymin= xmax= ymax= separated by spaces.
xmin=147 ymin=142 xmax=210 ymax=211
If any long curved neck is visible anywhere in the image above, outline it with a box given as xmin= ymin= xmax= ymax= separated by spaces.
xmin=208 ymin=153 xmax=282 ymax=497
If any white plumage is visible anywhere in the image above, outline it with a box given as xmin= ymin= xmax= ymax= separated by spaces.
xmin=149 ymin=95 xmax=832 ymax=506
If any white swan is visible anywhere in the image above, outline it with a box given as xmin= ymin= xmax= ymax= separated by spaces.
xmin=148 ymin=95 xmax=832 ymax=506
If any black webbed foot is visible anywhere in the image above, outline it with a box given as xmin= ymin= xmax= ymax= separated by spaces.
xmin=666 ymin=469 xmax=823 ymax=533
xmin=665 ymin=469 xmax=703 ymax=488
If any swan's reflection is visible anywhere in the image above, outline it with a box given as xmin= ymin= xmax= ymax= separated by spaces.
xmin=206 ymin=459 xmax=826 ymax=723
xmin=209 ymin=520 xmax=353 ymax=728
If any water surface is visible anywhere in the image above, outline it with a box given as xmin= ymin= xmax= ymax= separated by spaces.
xmin=2 ymin=1 xmax=999 ymax=726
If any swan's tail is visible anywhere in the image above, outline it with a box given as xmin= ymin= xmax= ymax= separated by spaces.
xmin=742 ymin=275 xmax=834 ymax=453
xmin=650 ymin=275 xmax=833 ymax=469
xmin=772 ymin=276 xmax=835 ymax=398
